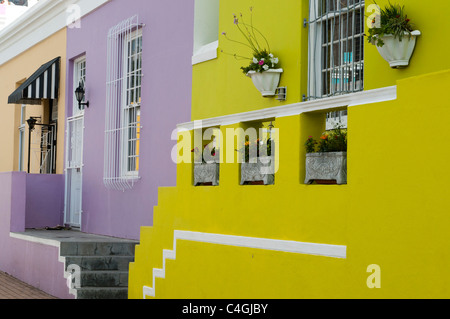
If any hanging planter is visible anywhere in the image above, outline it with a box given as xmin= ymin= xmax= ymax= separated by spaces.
xmin=221 ymin=8 xmax=283 ymax=98
xmin=374 ymin=31 xmax=420 ymax=68
xmin=367 ymin=3 xmax=419 ymax=69
xmin=246 ymin=68 xmax=283 ymax=96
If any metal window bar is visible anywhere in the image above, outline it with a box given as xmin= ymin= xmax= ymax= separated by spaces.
xmin=104 ymin=15 xmax=143 ymax=191
xmin=307 ymin=0 xmax=364 ymax=100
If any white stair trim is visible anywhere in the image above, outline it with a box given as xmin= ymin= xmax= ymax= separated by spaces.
xmin=142 ymin=230 xmax=346 ymax=298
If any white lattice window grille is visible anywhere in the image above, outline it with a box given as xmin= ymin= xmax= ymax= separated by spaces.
xmin=104 ymin=15 xmax=143 ymax=190
xmin=307 ymin=0 xmax=364 ymax=100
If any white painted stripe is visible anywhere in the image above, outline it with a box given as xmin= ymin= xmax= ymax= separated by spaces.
xmin=27 ymin=84 xmax=32 ymax=98
xmin=51 ymin=63 xmax=56 ymax=99
xmin=176 ymin=86 xmax=397 ymax=131
xmin=43 ymin=70 xmax=48 ymax=99
xmin=142 ymin=230 xmax=347 ymax=298
xmin=35 ymin=77 xmax=40 ymax=97
xmin=10 ymin=232 xmax=60 ymax=248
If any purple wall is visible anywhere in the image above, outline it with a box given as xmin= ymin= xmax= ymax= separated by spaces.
xmin=0 ymin=172 xmax=72 ymax=299
xmin=5 ymin=172 xmax=64 ymax=233
xmin=25 ymin=174 xmax=64 ymax=229
xmin=66 ymin=0 xmax=194 ymax=239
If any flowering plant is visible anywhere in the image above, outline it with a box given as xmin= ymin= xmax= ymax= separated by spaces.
xmin=221 ymin=7 xmax=280 ymax=74
xmin=305 ymin=125 xmax=347 ymax=153
xmin=367 ymin=2 xmax=415 ymax=47
xmin=192 ymin=144 xmax=217 ymax=163
xmin=237 ymin=136 xmax=273 ymax=163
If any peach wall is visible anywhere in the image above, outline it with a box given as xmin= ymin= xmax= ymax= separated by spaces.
xmin=0 ymin=28 xmax=66 ymax=174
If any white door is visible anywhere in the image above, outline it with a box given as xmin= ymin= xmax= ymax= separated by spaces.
xmin=64 ymin=114 xmax=84 ymax=227
xmin=64 ymin=57 xmax=86 ymax=228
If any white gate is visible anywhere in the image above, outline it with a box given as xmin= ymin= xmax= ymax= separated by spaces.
xmin=64 ymin=114 xmax=84 ymax=227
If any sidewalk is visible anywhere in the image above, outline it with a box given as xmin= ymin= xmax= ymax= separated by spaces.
xmin=0 ymin=271 xmax=57 ymax=299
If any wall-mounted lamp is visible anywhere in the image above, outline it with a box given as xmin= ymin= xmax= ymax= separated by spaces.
xmin=26 ymin=117 xmax=39 ymax=131
xmin=75 ymin=82 xmax=89 ymax=110
xmin=275 ymin=87 xmax=287 ymax=101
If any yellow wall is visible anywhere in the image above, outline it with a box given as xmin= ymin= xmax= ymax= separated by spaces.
xmin=193 ymin=0 xmax=447 ymax=118
xmin=129 ymin=0 xmax=450 ymax=298
xmin=130 ymin=69 xmax=450 ymax=298
xmin=0 ymin=28 xmax=67 ymax=174
xmin=364 ymin=0 xmax=450 ymax=90
xmin=192 ymin=0 xmax=308 ymax=120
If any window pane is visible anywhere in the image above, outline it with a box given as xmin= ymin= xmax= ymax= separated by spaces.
xmin=309 ymin=0 xmax=364 ymax=98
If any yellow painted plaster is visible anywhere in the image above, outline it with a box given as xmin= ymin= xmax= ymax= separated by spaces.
xmin=129 ymin=0 xmax=450 ymax=299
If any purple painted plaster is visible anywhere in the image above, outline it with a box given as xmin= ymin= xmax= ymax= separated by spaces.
xmin=0 ymin=172 xmax=73 ymax=299
xmin=25 ymin=174 xmax=64 ymax=229
xmin=66 ymin=0 xmax=194 ymax=239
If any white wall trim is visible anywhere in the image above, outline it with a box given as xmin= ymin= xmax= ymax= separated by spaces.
xmin=177 ymin=86 xmax=397 ymax=131
xmin=142 ymin=230 xmax=347 ymax=298
xmin=192 ymin=40 xmax=218 ymax=65
xmin=10 ymin=231 xmax=61 ymax=247
xmin=0 ymin=0 xmax=110 ymax=66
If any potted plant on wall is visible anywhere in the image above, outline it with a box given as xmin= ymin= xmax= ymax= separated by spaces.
xmin=367 ymin=2 xmax=420 ymax=69
xmin=238 ymin=136 xmax=275 ymax=185
xmin=304 ymin=125 xmax=347 ymax=185
xmin=221 ymin=7 xmax=283 ymax=96
xmin=192 ymin=144 xmax=220 ymax=186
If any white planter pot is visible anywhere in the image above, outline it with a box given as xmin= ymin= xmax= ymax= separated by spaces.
xmin=375 ymin=30 xmax=421 ymax=68
xmin=305 ymin=152 xmax=347 ymax=185
xmin=194 ymin=162 xmax=220 ymax=186
xmin=240 ymin=156 xmax=275 ymax=185
xmin=246 ymin=69 xmax=283 ymax=96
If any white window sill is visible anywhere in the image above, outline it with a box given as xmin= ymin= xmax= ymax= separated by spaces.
xmin=192 ymin=40 xmax=218 ymax=65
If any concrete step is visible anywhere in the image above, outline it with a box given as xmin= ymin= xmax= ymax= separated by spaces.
xmin=60 ymin=241 xmax=137 ymax=257
xmin=75 ymin=287 xmax=129 ymax=299
xmin=79 ymin=271 xmax=129 ymax=288
xmin=64 ymin=256 xmax=134 ymax=271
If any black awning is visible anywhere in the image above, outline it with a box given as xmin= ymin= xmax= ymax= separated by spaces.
xmin=8 ymin=57 xmax=60 ymax=105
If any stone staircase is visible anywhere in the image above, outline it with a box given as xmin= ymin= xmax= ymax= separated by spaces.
xmin=60 ymin=240 xmax=138 ymax=299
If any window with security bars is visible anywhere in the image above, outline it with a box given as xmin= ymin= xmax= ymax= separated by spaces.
xmin=104 ymin=15 xmax=143 ymax=190
xmin=307 ymin=0 xmax=364 ymax=100
xmin=123 ymin=31 xmax=142 ymax=175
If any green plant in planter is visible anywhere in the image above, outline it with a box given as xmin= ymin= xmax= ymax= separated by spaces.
xmin=237 ymin=136 xmax=273 ymax=163
xmin=367 ymin=1 xmax=415 ymax=47
xmin=221 ymin=7 xmax=280 ymax=74
xmin=305 ymin=125 xmax=347 ymax=153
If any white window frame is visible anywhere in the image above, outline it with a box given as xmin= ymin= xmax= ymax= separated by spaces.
xmin=104 ymin=15 xmax=143 ymax=190
xmin=73 ymin=56 xmax=86 ymax=117
xmin=307 ymin=0 xmax=365 ymax=100
xmin=192 ymin=0 xmax=219 ymax=65
xmin=121 ymin=28 xmax=142 ymax=178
